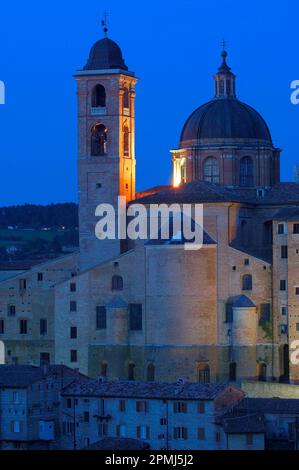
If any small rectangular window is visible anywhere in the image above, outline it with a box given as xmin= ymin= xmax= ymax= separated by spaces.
xmin=260 ymin=303 xmax=271 ymax=323
xmin=40 ymin=352 xmax=50 ymax=366
xmin=70 ymin=350 xmax=77 ymax=363
xmin=281 ymin=306 xmax=287 ymax=316
xmin=19 ymin=279 xmax=27 ymax=290
xmin=296 ymin=287 xmax=299 ymax=296
xmin=8 ymin=305 xmax=16 ymax=317
xmin=70 ymin=301 xmax=77 ymax=312
xmin=129 ymin=304 xmax=142 ymax=331
xmin=198 ymin=402 xmax=205 ymax=414
xmin=40 ymin=319 xmax=47 ymax=335
xmin=83 ymin=412 xmax=89 ymax=423
xmin=70 ymin=283 xmax=76 ymax=292
xmin=296 ymin=323 xmax=299 ymax=332
xmin=280 ymin=324 xmax=288 ymax=335
xmin=0 ymin=319 xmax=4 ymax=334
xmin=281 ymin=245 xmax=288 ymax=259
xmin=277 ymin=223 xmax=285 ymax=235
xmin=37 ymin=273 xmax=43 ymax=282
xmin=19 ymin=319 xmax=28 ymax=335
xmin=173 ymin=402 xmax=187 ymax=413
xmin=70 ymin=327 xmax=77 ymax=339
xmin=174 ymin=427 xmax=188 ymax=440
xmin=198 ymin=427 xmax=205 ymax=440
xmin=136 ymin=401 xmax=148 ymax=413
xmin=215 ymin=431 xmax=221 ymax=442
xmin=96 ymin=306 xmax=107 ymax=330
xmin=244 ymin=259 xmax=250 ymax=266
xmin=280 ymin=280 xmax=286 ymax=291
xmin=98 ymin=423 xmax=108 ymax=437
xmin=293 ymin=224 xmax=299 ymax=234
xmin=119 ymin=400 xmax=126 ymax=412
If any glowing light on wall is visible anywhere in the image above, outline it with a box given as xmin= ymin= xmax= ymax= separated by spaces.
xmin=173 ymin=158 xmax=186 ymax=188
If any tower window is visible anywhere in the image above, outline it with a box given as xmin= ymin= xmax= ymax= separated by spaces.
xmin=0 ymin=319 xmax=4 ymax=334
xmin=112 ymin=275 xmax=123 ymax=291
xmin=123 ymin=87 xmax=130 ymax=109
xmin=91 ymin=123 xmax=108 ymax=156
xmin=281 ymin=245 xmax=288 ymax=259
xmin=203 ymin=157 xmax=220 ymax=183
xmin=70 ymin=327 xmax=77 ymax=339
xmin=242 ymin=274 xmax=252 ymax=291
xmin=280 ymin=280 xmax=286 ymax=291
xmin=123 ymin=125 xmax=129 ymax=156
xmin=92 ymin=84 xmax=106 ymax=108
xmin=240 ymin=156 xmax=254 ymax=187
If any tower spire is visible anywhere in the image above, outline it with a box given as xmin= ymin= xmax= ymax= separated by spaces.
xmin=101 ymin=10 xmax=108 ymax=37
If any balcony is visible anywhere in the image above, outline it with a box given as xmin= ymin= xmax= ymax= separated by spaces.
xmin=91 ymin=107 xmax=107 ymax=116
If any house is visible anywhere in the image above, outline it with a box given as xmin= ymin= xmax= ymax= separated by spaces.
xmin=60 ymin=379 xmax=244 ymax=450
xmin=0 ymin=364 xmax=85 ymax=450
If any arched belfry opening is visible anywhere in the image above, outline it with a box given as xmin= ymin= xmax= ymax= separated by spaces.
xmin=91 ymin=123 xmax=108 ymax=156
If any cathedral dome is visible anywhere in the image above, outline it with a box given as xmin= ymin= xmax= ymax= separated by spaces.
xmin=179 ymin=50 xmax=272 ymax=148
xmin=180 ymin=98 xmax=272 ymax=147
xmin=84 ymin=37 xmax=128 ymax=71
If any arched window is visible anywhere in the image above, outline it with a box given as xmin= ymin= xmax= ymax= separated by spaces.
xmin=258 ymin=363 xmax=267 ymax=382
xmin=229 ymin=362 xmax=237 ymax=381
xmin=128 ymin=363 xmax=135 ymax=381
xmin=242 ymin=274 xmax=252 ymax=291
xmin=147 ymin=364 xmax=155 ymax=382
xmin=240 ymin=157 xmax=254 ymax=187
xmin=112 ymin=275 xmax=123 ymax=291
xmin=123 ymin=126 xmax=129 ymax=156
xmin=198 ymin=363 xmax=210 ymax=383
xmin=204 ymin=157 xmax=220 ymax=183
xmin=123 ymin=87 xmax=129 ymax=109
xmin=91 ymin=124 xmax=107 ymax=156
xmin=92 ymin=84 xmax=106 ymax=108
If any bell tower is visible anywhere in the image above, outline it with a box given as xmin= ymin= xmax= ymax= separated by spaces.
xmin=75 ymin=26 xmax=138 ymax=270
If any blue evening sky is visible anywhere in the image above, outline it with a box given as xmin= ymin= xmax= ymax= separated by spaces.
xmin=0 ymin=0 xmax=298 ymax=205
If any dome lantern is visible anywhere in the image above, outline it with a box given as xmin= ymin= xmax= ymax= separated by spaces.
xmin=214 ymin=49 xmax=236 ymax=99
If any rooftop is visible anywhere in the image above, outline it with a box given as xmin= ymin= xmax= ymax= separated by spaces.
xmin=134 ymin=181 xmax=299 ymax=206
xmin=222 ymin=413 xmax=265 ymax=434
xmin=0 ymin=365 xmax=85 ymax=389
xmin=62 ymin=379 xmax=228 ymax=400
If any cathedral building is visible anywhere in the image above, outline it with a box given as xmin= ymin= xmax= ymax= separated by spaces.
xmin=0 ymin=30 xmax=299 ymax=385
